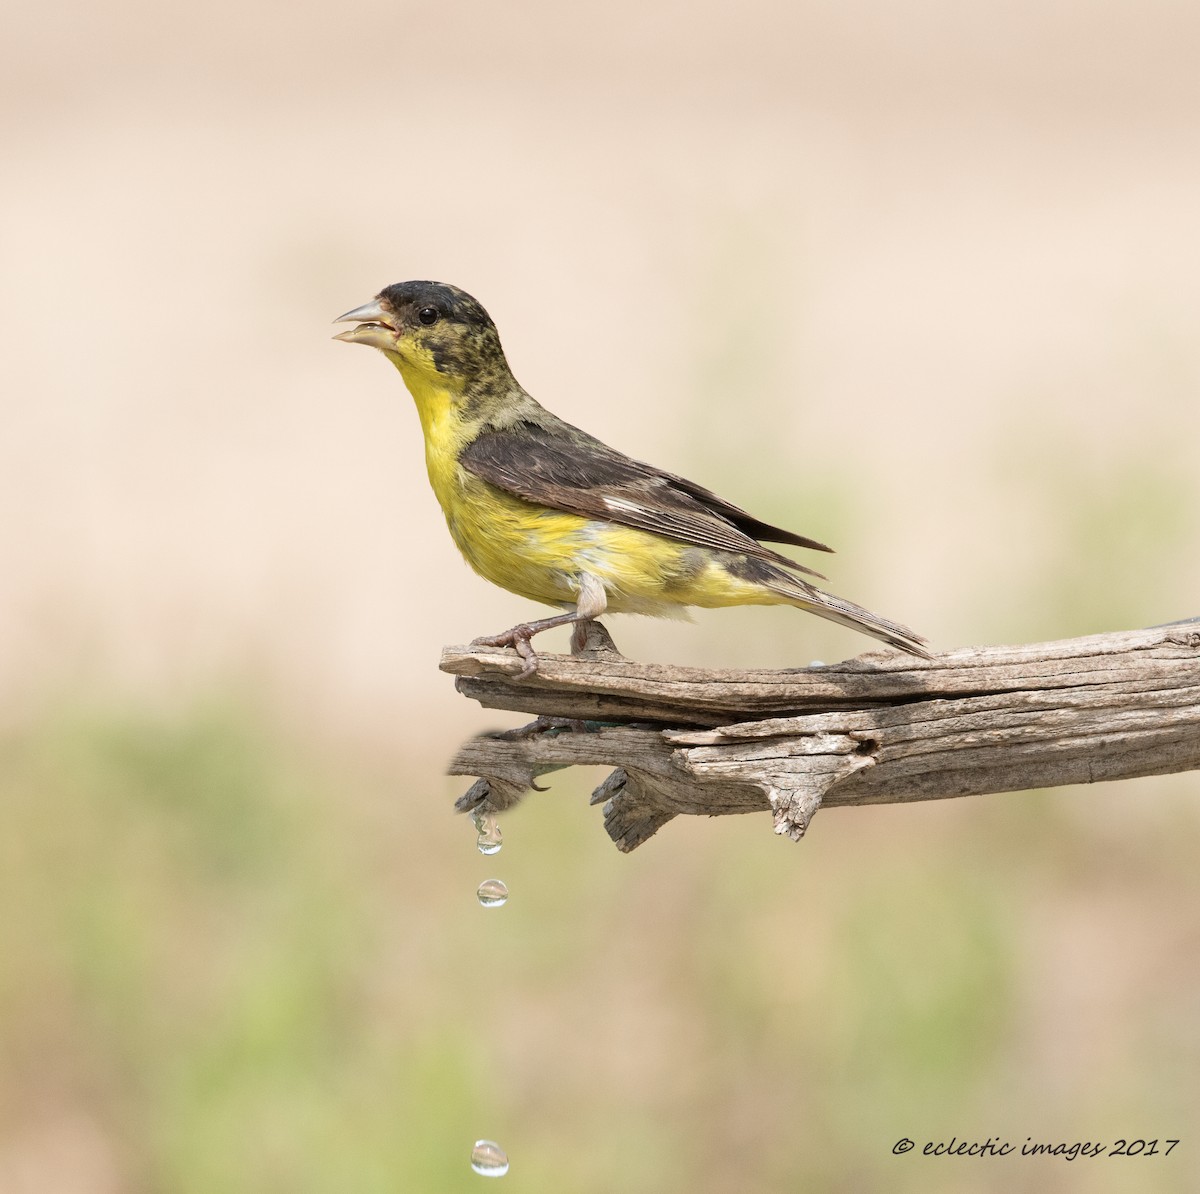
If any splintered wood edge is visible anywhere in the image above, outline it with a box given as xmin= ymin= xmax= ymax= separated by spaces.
xmin=441 ymin=622 xmax=1200 ymax=851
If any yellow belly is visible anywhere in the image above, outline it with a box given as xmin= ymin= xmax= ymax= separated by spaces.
xmin=404 ymin=367 xmax=783 ymax=616
xmin=437 ymin=468 xmax=785 ymax=617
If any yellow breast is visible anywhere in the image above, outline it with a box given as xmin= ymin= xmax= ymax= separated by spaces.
xmin=390 ymin=353 xmax=780 ymax=618
xmin=393 ymin=357 xmax=583 ymax=607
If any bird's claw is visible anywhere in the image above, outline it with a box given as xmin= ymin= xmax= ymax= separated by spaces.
xmin=471 ymin=625 xmax=541 ymax=680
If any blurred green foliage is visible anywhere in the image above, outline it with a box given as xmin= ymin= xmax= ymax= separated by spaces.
xmin=2 ymin=699 xmax=1198 ymax=1193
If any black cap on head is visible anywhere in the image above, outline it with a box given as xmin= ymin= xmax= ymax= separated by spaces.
xmin=379 ymin=281 xmax=495 ymax=328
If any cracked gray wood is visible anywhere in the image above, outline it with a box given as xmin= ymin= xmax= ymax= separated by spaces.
xmin=443 ymin=621 xmax=1200 ymax=852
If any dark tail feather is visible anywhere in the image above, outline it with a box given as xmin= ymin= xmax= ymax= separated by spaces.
xmin=728 ymin=554 xmax=931 ymax=657
xmin=788 ymin=587 xmax=932 ymax=658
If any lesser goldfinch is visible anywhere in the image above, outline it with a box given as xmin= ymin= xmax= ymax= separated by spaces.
xmin=335 ymin=281 xmax=929 ymax=678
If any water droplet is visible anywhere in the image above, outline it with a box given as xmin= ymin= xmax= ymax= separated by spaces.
xmin=473 ymin=811 xmax=502 ymax=855
xmin=808 ymin=659 xmax=826 ymax=668
xmin=476 ymin=878 xmax=509 ymax=908
xmin=470 ymin=1139 xmax=509 ymax=1177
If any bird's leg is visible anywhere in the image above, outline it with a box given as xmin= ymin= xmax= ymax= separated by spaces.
xmin=570 ymin=619 xmax=596 ymax=655
xmin=572 ymin=619 xmax=623 ymax=658
xmin=472 ymin=573 xmax=607 ymax=680
xmin=472 ymin=611 xmax=582 ymax=680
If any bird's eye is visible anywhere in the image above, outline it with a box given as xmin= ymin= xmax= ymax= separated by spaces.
xmin=418 ymin=306 xmax=440 ymax=326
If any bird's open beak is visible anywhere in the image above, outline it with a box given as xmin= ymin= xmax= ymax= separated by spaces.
xmin=333 ymin=299 xmax=397 ymax=349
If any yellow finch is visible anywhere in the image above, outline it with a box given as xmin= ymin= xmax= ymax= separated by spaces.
xmin=335 ymin=281 xmax=928 ymax=678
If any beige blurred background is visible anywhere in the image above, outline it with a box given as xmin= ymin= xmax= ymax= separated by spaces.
xmin=3 ymin=2 xmax=1199 ymax=1192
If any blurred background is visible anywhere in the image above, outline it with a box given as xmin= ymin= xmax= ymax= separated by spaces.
xmin=3 ymin=0 xmax=1199 ymax=1190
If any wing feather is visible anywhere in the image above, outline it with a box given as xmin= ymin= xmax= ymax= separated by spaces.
xmin=459 ymin=424 xmax=830 ymax=579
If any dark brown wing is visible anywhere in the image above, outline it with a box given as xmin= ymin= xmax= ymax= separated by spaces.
xmin=459 ymin=422 xmax=831 ymax=579
xmin=655 ymin=470 xmax=833 ymax=554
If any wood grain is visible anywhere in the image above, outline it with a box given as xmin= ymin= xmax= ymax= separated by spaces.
xmin=443 ymin=621 xmax=1200 ymax=851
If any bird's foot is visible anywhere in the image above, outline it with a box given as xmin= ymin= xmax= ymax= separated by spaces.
xmin=571 ymin=619 xmax=621 ymax=658
xmin=570 ymin=619 xmax=592 ymax=655
xmin=471 ymin=624 xmax=541 ymax=680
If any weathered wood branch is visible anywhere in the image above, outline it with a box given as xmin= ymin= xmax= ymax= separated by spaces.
xmin=442 ymin=620 xmax=1200 ymax=852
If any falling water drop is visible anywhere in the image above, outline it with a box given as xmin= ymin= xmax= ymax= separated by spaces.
xmin=476 ymin=878 xmax=509 ymax=908
xmin=470 ymin=1139 xmax=509 ymax=1177
xmin=472 ymin=810 xmax=503 ymax=855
